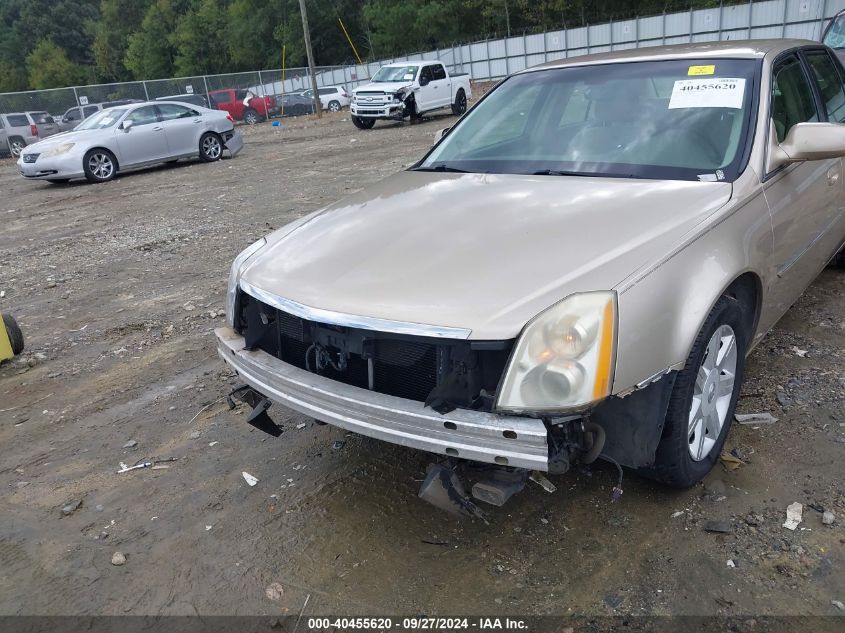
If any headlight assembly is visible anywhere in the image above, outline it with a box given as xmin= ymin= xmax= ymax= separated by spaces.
xmin=495 ymin=292 xmax=617 ymax=413
xmin=225 ymin=238 xmax=267 ymax=326
xmin=41 ymin=143 xmax=75 ymax=157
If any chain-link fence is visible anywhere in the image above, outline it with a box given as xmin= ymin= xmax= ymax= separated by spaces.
xmin=0 ymin=65 xmax=352 ymax=122
xmin=1 ymin=0 xmax=844 ymax=121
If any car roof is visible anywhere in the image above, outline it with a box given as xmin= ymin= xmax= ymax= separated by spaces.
xmin=382 ymin=61 xmax=437 ymax=67
xmin=523 ymin=38 xmax=820 ymax=73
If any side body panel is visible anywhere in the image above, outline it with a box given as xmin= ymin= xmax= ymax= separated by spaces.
xmin=613 ymin=165 xmax=774 ymax=392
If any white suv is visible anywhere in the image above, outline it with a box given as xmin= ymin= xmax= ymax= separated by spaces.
xmin=300 ymin=86 xmax=351 ymax=112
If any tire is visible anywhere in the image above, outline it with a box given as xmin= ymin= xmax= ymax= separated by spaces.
xmin=83 ymin=149 xmax=117 ymax=183
xmin=407 ymin=95 xmax=423 ymax=122
xmin=351 ymin=116 xmax=375 ymax=130
xmin=199 ymin=132 xmax=223 ymax=162
xmin=242 ymin=108 xmax=260 ymax=125
xmin=9 ymin=137 xmax=26 ymax=158
xmin=451 ymin=89 xmax=467 ymax=116
xmin=640 ymin=295 xmax=750 ymax=488
xmin=831 ymin=243 xmax=845 ymax=267
xmin=327 ymin=100 xmax=341 ymax=112
xmin=3 ymin=314 xmax=24 ymax=356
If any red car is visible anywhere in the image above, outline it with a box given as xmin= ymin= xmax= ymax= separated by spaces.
xmin=208 ymin=89 xmax=278 ymax=124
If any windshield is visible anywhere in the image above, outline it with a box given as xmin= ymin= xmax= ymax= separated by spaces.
xmin=824 ymin=14 xmax=845 ymax=48
xmin=418 ymin=59 xmax=758 ymax=182
xmin=372 ymin=65 xmax=418 ymax=82
xmin=75 ymin=108 xmax=127 ymax=130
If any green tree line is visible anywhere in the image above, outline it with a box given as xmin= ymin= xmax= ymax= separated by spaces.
xmin=1 ymin=0 xmax=743 ymax=92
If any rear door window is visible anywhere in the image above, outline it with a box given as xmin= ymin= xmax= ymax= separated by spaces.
xmin=771 ymin=54 xmax=819 ymax=142
xmin=158 ymin=104 xmax=198 ymax=120
xmin=6 ymin=115 xmax=29 ymax=127
xmin=432 ymin=64 xmax=447 ymax=81
xmin=805 ymin=50 xmax=845 ymax=122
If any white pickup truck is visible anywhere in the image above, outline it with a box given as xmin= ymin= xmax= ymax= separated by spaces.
xmin=350 ymin=61 xmax=471 ymax=129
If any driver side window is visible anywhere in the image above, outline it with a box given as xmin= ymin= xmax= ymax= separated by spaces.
xmin=124 ymin=106 xmax=159 ymax=127
xmin=771 ymin=55 xmax=818 ymax=143
xmin=420 ymin=66 xmax=434 ymax=84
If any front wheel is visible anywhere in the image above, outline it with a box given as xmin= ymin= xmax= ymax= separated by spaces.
xmin=640 ymin=295 xmax=749 ymax=487
xmin=351 ymin=116 xmax=375 ymax=130
xmin=451 ymin=89 xmax=467 ymax=116
xmin=199 ymin=132 xmax=222 ymax=162
xmin=327 ymin=100 xmax=341 ymax=112
xmin=83 ymin=149 xmax=117 ymax=183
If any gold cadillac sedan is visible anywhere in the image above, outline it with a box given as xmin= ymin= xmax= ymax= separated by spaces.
xmin=217 ymin=40 xmax=845 ymax=501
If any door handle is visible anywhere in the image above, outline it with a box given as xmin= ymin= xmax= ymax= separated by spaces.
xmin=193 ymin=119 xmax=203 ymax=123
xmin=827 ymin=169 xmax=839 ymax=186
xmin=153 ymin=126 xmax=163 ymax=131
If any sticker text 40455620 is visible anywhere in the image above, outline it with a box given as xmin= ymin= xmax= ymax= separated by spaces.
xmin=668 ymin=77 xmax=746 ymax=110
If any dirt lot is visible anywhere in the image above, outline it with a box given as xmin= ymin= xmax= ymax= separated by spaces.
xmin=0 ymin=106 xmax=843 ymax=622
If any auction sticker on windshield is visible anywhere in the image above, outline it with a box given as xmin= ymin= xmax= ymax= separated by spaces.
xmin=668 ymin=77 xmax=745 ymax=109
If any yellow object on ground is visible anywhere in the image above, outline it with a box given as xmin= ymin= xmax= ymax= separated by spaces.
xmin=1 ymin=313 xmax=24 ymax=361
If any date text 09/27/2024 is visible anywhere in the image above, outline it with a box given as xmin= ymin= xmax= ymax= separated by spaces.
xmin=307 ymin=618 xmax=528 ymax=630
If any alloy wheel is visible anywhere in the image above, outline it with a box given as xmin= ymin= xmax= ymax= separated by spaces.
xmin=458 ymin=92 xmax=467 ymax=113
xmin=328 ymin=101 xmax=341 ymax=112
xmin=244 ymin=112 xmax=258 ymax=125
xmin=10 ymin=141 xmax=24 ymax=157
xmin=202 ymin=135 xmax=222 ymax=159
xmin=688 ymin=324 xmax=737 ymax=461
xmin=88 ymin=152 xmax=114 ymax=180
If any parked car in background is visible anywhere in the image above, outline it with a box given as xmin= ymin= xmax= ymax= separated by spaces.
xmin=219 ymin=40 xmax=845 ymax=510
xmin=1 ymin=112 xmax=60 ymax=157
xmin=17 ymin=101 xmax=243 ymax=184
xmin=155 ymin=94 xmax=209 ymax=109
xmin=29 ymin=111 xmax=59 ymax=138
xmin=57 ymin=100 xmax=143 ymax=132
xmin=277 ymin=93 xmax=315 ymax=116
xmin=0 ymin=117 xmax=9 ymax=157
xmin=208 ymin=89 xmax=278 ymax=124
xmin=350 ymin=61 xmax=471 ymax=129
xmin=300 ymin=86 xmax=351 ymax=112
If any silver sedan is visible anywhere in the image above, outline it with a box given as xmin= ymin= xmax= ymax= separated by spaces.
xmin=16 ymin=101 xmax=244 ymax=183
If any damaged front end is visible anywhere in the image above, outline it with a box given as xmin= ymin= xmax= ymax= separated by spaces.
xmin=219 ymin=285 xmax=675 ymax=513
xmin=351 ymin=86 xmax=414 ymax=121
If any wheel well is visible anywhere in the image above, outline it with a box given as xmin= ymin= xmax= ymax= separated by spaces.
xmin=85 ymin=147 xmax=119 ymax=171
xmin=722 ymin=272 xmax=762 ymax=340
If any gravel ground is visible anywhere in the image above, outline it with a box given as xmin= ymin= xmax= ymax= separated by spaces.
xmin=0 ymin=104 xmax=843 ymax=620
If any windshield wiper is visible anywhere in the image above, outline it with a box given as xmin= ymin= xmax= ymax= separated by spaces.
xmin=413 ymin=163 xmax=470 ymax=173
xmin=532 ymin=169 xmax=640 ymax=179
xmin=531 ymin=169 xmax=596 ymax=177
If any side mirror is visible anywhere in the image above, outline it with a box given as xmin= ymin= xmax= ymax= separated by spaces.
xmin=768 ymin=121 xmax=845 ymax=170
xmin=433 ymin=127 xmax=450 ymax=144
xmin=121 ymin=119 xmax=133 ymax=132
xmin=419 ymin=75 xmax=430 ymax=87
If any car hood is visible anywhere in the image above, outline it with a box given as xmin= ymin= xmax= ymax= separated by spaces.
xmin=25 ymin=129 xmax=106 ymax=152
xmin=354 ymin=81 xmax=413 ymax=94
xmin=241 ymin=171 xmax=732 ymax=340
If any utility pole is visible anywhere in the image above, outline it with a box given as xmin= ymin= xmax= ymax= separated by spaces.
xmin=298 ymin=0 xmax=322 ymax=118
